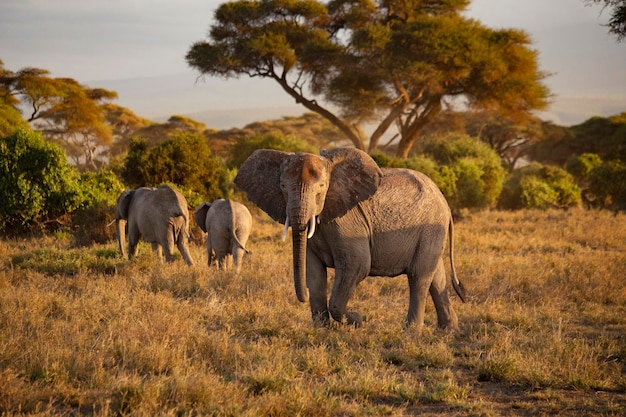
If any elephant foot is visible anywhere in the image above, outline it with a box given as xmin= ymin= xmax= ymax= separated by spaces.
xmin=345 ymin=311 xmax=363 ymax=328
xmin=437 ymin=320 xmax=459 ymax=332
xmin=312 ymin=311 xmax=330 ymax=328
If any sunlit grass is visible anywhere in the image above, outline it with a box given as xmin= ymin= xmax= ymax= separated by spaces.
xmin=0 ymin=209 xmax=624 ymax=415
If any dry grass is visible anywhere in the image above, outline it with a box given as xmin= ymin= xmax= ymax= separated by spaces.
xmin=0 ymin=209 xmax=624 ymax=416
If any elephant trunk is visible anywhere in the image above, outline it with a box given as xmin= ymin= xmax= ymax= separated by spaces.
xmin=291 ymin=222 xmax=310 ymax=303
xmin=116 ymin=219 xmax=128 ymax=259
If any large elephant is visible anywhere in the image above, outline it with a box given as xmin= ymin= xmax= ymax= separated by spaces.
xmin=194 ymin=199 xmax=252 ymax=273
xmin=114 ymin=185 xmax=194 ymax=266
xmin=234 ymin=148 xmax=466 ymax=332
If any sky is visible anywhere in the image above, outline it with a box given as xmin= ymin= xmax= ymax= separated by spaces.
xmin=1 ymin=0 xmax=625 ymax=128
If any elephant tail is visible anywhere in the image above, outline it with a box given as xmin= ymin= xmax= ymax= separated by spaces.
xmin=232 ymin=229 xmax=251 ymax=254
xmin=449 ymin=219 xmax=467 ymax=303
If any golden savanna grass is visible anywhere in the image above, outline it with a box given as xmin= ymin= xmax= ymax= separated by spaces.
xmin=0 ymin=209 xmax=625 ymax=416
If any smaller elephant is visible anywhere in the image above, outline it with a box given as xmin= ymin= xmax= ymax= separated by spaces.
xmin=114 ymin=185 xmax=194 ymax=266
xmin=194 ymin=199 xmax=252 ymax=273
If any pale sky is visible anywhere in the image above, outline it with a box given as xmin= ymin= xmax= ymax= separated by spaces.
xmin=1 ymin=0 xmax=625 ymax=127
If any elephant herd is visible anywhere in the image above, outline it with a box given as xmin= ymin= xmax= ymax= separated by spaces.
xmin=113 ymin=148 xmax=466 ymax=333
xmin=113 ymin=186 xmax=252 ymax=273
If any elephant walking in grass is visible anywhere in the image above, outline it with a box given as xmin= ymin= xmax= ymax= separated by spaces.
xmin=194 ymin=199 xmax=252 ymax=273
xmin=234 ymin=148 xmax=466 ymax=333
xmin=114 ymin=185 xmax=194 ymax=266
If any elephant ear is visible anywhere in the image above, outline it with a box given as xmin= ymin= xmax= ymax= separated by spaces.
xmin=194 ymin=202 xmax=211 ymax=233
xmin=234 ymin=149 xmax=291 ymax=224
xmin=319 ymin=148 xmax=383 ymax=222
xmin=116 ymin=190 xmax=135 ymax=220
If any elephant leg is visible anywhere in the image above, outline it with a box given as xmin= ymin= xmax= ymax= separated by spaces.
xmin=232 ymin=244 xmax=245 ymax=274
xmin=163 ymin=230 xmax=176 ymax=263
xmin=206 ymin=240 xmax=214 ymax=267
xmin=128 ymin=231 xmax=140 ymax=260
xmin=151 ymin=243 xmax=164 ymax=263
xmin=216 ymin=253 xmax=228 ymax=270
xmin=328 ymin=245 xmax=370 ymax=327
xmin=306 ymin=251 xmax=329 ymax=326
xmin=176 ymin=235 xmax=194 ymax=266
xmin=406 ymin=242 xmax=443 ymax=333
xmin=429 ymin=259 xmax=459 ymax=331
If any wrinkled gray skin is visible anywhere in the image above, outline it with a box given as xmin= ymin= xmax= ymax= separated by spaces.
xmin=234 ymin=148 xmax=466 ymax=333
xmin=194 ymin=199 xmax=252 ymax=273
xmin=114 ymin=185 xmax=194 ymax=266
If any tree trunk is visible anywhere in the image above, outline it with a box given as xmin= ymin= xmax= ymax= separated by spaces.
xmin=272 ymin=72 xmax=366 ymax=150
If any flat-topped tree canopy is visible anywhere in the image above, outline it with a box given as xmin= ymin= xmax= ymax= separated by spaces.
xmin=187 ymin=0 xmax=550 ymax=158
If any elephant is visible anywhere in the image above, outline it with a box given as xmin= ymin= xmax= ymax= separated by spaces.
xmin=113 ymin=185 xmax=194 ymax=266
xmin=234 ymin=148 xmax=466 ymax=332
xmin=193 ymin=199 xmax=252 ymax=273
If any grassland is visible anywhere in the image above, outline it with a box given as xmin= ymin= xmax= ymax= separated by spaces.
xmin=0 ymin=208 xmax=625 ymax=416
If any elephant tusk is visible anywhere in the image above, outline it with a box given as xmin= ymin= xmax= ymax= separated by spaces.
xmin=282 ymin=216 xmax=290 ymax=241
xmin=307 ymin=216 xmax=316 ymax=239
xmin=106 ymin=219 xmax=116 ymax=227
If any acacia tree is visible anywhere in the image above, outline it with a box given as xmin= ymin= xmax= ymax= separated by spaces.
xmin=463 ymin=111 xmax=543 ymax=169
xmin=0 ymin=64 xmax=117 ymax=170
xmin=39 ymin=80 xmax=117 ymax=170
xmin=187 ymin=0 xmax=550 ymax=157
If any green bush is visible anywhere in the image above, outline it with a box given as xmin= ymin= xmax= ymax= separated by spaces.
xmin=519 ymin=176 xmax=559 ymax=209
xmin=228 ymin=132 xmax=318 ymax=168
xmin=499 ymin=163 xmax=581 ymax=210
xmin=423 ymin=135 xmax=507 ymax=210
xmin=121 ymin=133 xmax=229 ymax=201
xmin=451 ymin=158 xmax=489 ymax=209
xmin=0 ymin=129 xmax=83 ymax=234
xmin=588 ymin=160 xmax=626 ymax=211
xmin=566 ymin=153 xmax=603 ymax=183
xmin=72 ymin=170 xmax=125 ymax=245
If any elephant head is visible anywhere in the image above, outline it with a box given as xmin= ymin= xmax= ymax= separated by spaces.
xmin=193 ymin=202 xmax=212 ymax=233
xmin=234 ymin=148 xmax=382 ymax=302
xmin=114 ymin=189 xmax=135 ymax=259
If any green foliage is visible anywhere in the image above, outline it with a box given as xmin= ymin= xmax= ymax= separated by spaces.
xmin=499 ymin=163 xmax=581 ymax=210
xmin=518 ymin=176 xmax=560 ymax=210
xmin=566 ymin=153 xmax=603 ymax=183
xmin=121 ymin=133 xmax=229 ymax=201
xmin=588 ymin=160 xmax=626 ymax=211
xmin=533 ymin=113 xmax=626 ymax=166
xmin=228 ymin=131 xmax=318 ymax=168
xmin=72 ymin=170 xmax=125 ymax=245
xmin=0 ymin=100 xmax=30 ymax=137
xmin=0 ymin=129 xmax=83 ymax=234
xmin=422 ymin=135 xmax=507 ymax=210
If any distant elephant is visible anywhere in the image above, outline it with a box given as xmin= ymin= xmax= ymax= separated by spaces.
xmin=193 ymin=199 xmax=252 ymax=273
xmin=234 ymin=148 xmax=466 ymax=332
xmin=114 ymin=185 xmax=194 ymax=266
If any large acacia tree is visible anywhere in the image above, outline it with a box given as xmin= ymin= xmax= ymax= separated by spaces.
xmin=187 ymin=0 xmax=550 ymax=157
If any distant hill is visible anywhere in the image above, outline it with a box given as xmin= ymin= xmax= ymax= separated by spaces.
xmin=160 ymin=107 xmax=307 ymax=130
